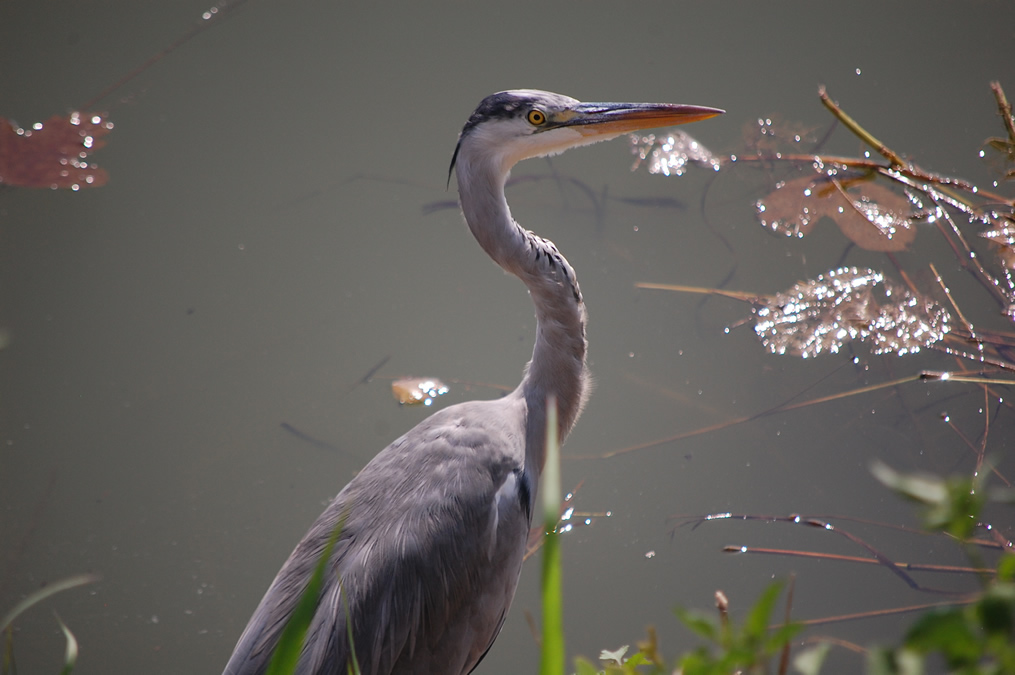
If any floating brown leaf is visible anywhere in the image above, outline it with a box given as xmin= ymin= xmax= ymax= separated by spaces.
xmin=753 ymin=267 xmax=951 ymax=358
xmin=828 ymin=181 xmax=916 ymax=251
xmin=0 ymin=112 xmax=113 ymax=189
xmin=754 ymin=174 xmax=825 ymax=237
xmin=983 ymin=137 xmax=1015 ymax=181
xmin=980 ymin=217 xmax=1015 ymax=272
xmin=756 ymin=177 xmax=916 ymax=250
xmin=391 ymin=377 xmax=449 ymax=406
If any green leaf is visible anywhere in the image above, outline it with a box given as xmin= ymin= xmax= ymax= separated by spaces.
xmin=742 ymin=582 xmax=783 ymax=643
xmin=573 ymin=657 xmax=602 ymax=675
xmin=674 ymin=607 xmax=718 ymax=642
xmin=977 ymin=582 xmax=1015 ymax=636
xmin=622 ymin=651 xmax=648 ymax=667
xmin=792 ymin=642 xmax=829 ymax=675
xmin=675 ymin=649 xmax=712 ymax=675
xmin=866 ymin=646 xmax=925 ymax=675
xmin=870 ymin=461 xmax=947 ymax=505
xmin=870 ymin=461 xmax=987 ymax=539
xmin=905 ymin=608 xmax=980 ymax=668
xmin=997 ymin=554 xmax=1015 ymax=582
xmin=766 ymin=622 xmax=803 ymax=652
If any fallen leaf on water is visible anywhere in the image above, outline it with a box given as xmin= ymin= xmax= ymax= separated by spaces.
xmin=754 ymin=174 xmax=824 ymax=238
xmin=753 ymin=267 xmax=951 ymax=358
xmin=0 ymin=112 xmax=113 ymax=189
xmin=980 ymin=217 xmax=1015 ymax=272
xmin=829 ymin=181 xmax=916 ymax=252
xmin=982 ymin=135 xmax=1015 ymax=181
xmin=756 ymin=176 xmax=916 ymax=251
xmin=391 ymin=377 xmax=449 ymax=406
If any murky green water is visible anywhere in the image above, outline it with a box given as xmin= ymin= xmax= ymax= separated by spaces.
xmin=2 ymin=2 xmax=1013 ymax=672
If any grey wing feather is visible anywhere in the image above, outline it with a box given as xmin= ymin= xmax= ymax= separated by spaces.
xmin=222 ymin=397 xmax=531 ymax=675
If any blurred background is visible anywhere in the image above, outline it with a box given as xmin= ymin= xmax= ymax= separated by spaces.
xmin=2 ymin=1 xmax=1014 ymax=672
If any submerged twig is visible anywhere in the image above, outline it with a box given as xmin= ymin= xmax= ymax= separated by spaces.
xmin=344 ymin=355 xmax=390 ymax=396
xmin=679 ymin=512 xmax=971 ymax=595
xmin=634 ymin=282 xmax=756 ymax=303
xmin=723 ymin=546 xmax=994 ymax=576
xmin=795 ymin=598 xmax=976 ymax=628
xmin=279 ymin=422 xmax=341 ymax=453
xmin=80 ymin=0 xmax=251 ymax=111
xmin=577 ymin=371 xmax=924 ymax=460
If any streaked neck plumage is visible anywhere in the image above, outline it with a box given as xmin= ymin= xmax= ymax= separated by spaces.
xmin=454 ymin=139 xmax=589 ymax=477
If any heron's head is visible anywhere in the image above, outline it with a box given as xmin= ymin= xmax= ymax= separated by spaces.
xmin=449 ymin=89 xmax=723 ymax=182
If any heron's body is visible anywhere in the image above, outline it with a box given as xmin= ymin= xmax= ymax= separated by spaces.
xmin=223 ymin=90 xmax=721 ymax=675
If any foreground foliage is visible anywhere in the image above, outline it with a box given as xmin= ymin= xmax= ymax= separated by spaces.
xmin=567 ymin=467 xmax=1013 ymax=675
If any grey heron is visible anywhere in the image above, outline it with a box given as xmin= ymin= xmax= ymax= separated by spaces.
xmin=222 ymin=89 xmax=722 ymax=675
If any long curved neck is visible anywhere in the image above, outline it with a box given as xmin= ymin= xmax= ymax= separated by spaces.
xmin=455 ymin=151 xmax=589 ymax=475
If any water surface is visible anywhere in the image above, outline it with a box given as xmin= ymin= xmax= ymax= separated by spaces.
xmin=2 ymin=2 xmax=1013 ymax=672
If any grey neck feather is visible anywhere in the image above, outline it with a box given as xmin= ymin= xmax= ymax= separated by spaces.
xmin=455 ymin=149 xmax=589 ymax=476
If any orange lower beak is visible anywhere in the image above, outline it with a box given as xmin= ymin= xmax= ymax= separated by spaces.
xmin=560 ymin=102 xmax=724 ymax=137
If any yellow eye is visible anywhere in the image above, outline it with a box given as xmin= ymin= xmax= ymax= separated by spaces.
xmin=527 ymin=109 xmax=547 ymax=126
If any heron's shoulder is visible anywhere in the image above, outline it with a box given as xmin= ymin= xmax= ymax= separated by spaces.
xmin=382 ymin=397 xmax=526 ymax=463
xmin=330 ymin=397 xmax=524 ymax=511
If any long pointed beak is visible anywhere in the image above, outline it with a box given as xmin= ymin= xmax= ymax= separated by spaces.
xmin=557 ymin=102 xmax=724 ymax=137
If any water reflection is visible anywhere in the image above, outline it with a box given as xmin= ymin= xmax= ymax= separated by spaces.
xmin=753 ymin=267 xmax=951 ymax=358
xmin=391 ymin=377 xmax=450 ymax=406
xmin=629 ymin=128 xmax=721 ymax=176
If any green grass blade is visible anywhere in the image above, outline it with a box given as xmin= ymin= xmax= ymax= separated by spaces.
xmin=539 ymin=395 xmax=564 ymax=675
xmin=343 ymin=581 xmax=361 ymax=675
xmin=55 ymin=613 xmax=78 ymax=675
xmin=266 ymin=515 xmax=347 ymax=675
xmin=0 ymin=573 xmax=99 ymax=634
